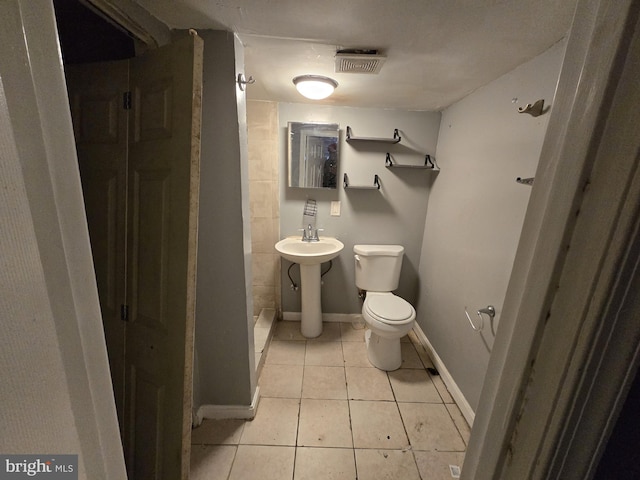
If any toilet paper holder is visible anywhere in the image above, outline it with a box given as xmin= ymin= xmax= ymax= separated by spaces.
xmin=465 ymin=305 xmax=495 ymax=331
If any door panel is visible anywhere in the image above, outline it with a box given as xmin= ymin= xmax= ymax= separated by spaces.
xmin=130 ymin=366 xmax=165 ymax=479
xmin=130 ymin=168 xmax=171 ymax=328
xmin=66 ymin=60 xmax=128 ymax=433
xmin=77 ymin=94 xmax=120 ymax=143
xmin=134 ymin=80 xmax=173 ymax=141
xmin=125 ymin=33 xmax=202 ymax=480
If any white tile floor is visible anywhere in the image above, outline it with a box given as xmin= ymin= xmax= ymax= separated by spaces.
xmin=190 ymin=321 xmax=469 ymax=480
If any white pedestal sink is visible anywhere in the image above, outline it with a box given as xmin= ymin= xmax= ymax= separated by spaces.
xmin=275 ymin=236 xmax=344 ymax=338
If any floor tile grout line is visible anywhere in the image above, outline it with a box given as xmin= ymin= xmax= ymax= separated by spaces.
xmin=342 ymin=336 xmax=360 ymax=479
xmin=202 ymin=441 xmax=462 ymax=452
xmin=443 ymin=402 xmax=469 ymax=448
xmin=427 ymin=369 xmax=451 ymax=404
xmin=389 ymin=367 xmax=428 ymax=476
xmin=393 ymin=352 xmax=438 ymax=480
xmin=396 ymin=399 xmax=429 ymax=480
xmin=290 ymin=341 xmax=307 ymax=480
xmin=223 ymin=444 xmax=239 ymax=480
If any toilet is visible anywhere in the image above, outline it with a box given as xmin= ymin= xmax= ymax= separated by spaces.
xmin=354 ymin=245 xmax=416 ymax=371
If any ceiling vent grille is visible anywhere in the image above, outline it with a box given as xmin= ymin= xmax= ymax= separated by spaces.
xmin=335 ymin=50 xmax=386 ymax=74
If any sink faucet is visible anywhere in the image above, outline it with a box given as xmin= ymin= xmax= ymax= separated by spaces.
xmin=301 ymin=224 xmax=320 ymax=242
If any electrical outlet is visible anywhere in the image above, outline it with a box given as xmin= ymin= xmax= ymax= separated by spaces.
xmin=330 ymin=201 xmax=341 ymax=216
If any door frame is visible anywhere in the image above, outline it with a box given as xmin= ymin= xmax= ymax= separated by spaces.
xmin=81 ymin=0 xmax=171 ymax=48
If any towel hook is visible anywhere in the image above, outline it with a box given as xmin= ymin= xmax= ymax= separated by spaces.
xmin=478 ymin=305 xmax=496 ymax=318
xmin=518 ymin=99 xmax=547 ymax=117
xmin=465 ymin=305 xmax=495 ymax=332
xmin=237 ymin=73 xmax=255 ymax=91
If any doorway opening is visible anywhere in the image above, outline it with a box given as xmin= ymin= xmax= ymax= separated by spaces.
xmin=54 ymin=2 xmax=202 ymax=478
xmin=53 ymin=0 xmax=135 ymax=440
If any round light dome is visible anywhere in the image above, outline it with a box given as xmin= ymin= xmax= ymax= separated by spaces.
xmin=293 ymin=75 xmax=338 ymax=100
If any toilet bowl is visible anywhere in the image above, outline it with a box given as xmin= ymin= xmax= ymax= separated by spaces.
xmin=362 ymin=292 xmax=416 ymax=371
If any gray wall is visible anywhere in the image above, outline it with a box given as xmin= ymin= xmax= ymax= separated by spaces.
xmin=194 ymin=30 xmax=255 ymax=407
xmin=416 ymin=40 xmax=567 ymax=411
xmin=278 ymin=104 xmax=441 ymax=314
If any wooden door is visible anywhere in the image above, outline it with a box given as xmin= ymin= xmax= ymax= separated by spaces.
xmin=124 ymin=33 xmax=203 ymax=480
xmin=66 ymin=60 xmax=129 ymax=431
xmin=66 ymin=32 xmax=203 ymax=479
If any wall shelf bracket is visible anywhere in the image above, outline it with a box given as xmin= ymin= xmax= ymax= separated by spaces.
xmin=343 ymin=173 xmax=380 ymax=190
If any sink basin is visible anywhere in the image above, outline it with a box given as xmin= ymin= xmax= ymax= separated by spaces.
xmin=275 ymin=236 xmax=344 ymax=265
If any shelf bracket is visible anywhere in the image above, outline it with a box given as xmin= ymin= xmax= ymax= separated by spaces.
xmin=424 ymin=154 xmax=435 ymax=168
xmin=346 ymin=126 xmax=353 ymax=140
xmin=343 ymin=173 xmax=380 ymax=190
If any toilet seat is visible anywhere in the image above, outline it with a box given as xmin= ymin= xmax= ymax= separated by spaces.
xmin=364 ymin=294 xmax=415 ymax=325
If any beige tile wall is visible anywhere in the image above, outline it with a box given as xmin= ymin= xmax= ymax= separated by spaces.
xmin=247 ymin=101 xmax=280 ymax=316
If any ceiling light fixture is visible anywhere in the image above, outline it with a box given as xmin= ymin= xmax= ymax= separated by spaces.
xmin=293 ymin=75 xmax=338 ymax=100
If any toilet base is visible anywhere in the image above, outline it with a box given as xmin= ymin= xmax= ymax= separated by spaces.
xmin=365 ymin=329 xmax=402 ymax=371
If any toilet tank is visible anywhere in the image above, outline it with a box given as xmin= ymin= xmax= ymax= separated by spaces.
xmin=354 ymin=244 xmax=404 ymax=291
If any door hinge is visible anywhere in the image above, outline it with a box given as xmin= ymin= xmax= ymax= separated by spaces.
xmin=123 ymin=91 xmax=132 ymax=110
xmin=121 ymin=304 xmax=129 ymax=322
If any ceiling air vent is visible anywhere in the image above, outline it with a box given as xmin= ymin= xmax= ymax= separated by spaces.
xmin=335 ymin=49 xmax=386 ymax=74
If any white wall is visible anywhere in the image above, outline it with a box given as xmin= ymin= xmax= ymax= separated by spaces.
xmin=417 ymin=40 xmax=567 ymax=411
xmin=278 ymin=104 xmax=441 ymax=314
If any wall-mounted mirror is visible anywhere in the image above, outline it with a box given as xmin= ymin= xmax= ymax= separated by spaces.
xmin=288 ymin=122 xmax=339 ymax=189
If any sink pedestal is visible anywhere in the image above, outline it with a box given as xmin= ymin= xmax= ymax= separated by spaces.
xmin=274 ymin=236 xmax=344 ymax=339
xmin=300 ymin=264 xmax=322 ymax=338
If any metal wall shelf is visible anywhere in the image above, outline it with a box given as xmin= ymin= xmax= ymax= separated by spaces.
xmin=343 ymin=173 xmax=380 ymax=190
xmin=385 ymin=153 xmax=438 ymax=170
xmin=346 ymin=126 xmax=401 ymax=144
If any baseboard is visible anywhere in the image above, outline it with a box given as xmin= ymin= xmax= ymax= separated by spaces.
xmin=193 ymin=386 xmax=261 ymax=426
xmin=412 ymin=323 xmax=476 ymax=426
xmin=282 ymin=311 xmax=363 ymax=323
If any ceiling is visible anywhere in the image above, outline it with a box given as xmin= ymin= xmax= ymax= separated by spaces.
xmin=134 ymin=0 xmax=577 ymax=111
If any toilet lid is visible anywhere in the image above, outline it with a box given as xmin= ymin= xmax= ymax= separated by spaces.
xmin=366 ymin=295 xmax=414 ymax=322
